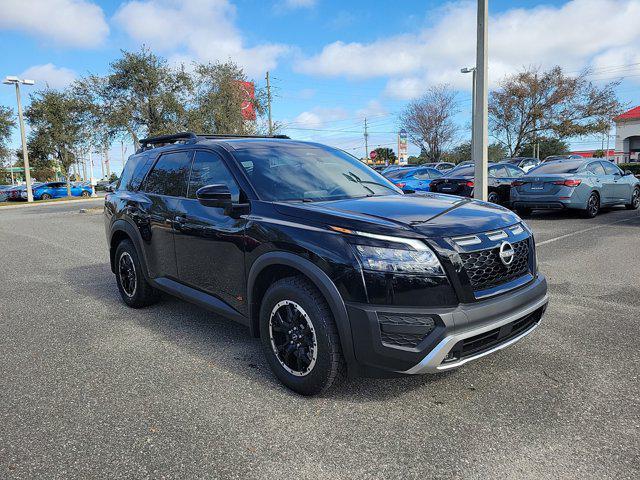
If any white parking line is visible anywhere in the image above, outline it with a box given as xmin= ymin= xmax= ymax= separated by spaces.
xmin=536 ymin=215 xmax=640 ymax=247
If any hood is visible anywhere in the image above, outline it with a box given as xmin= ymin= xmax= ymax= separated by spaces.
xmin=274 ymin=193 xmax=520 ymax=237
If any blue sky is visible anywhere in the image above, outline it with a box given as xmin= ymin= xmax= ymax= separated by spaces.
xmin=1 ymin=0 xmax=639 ymax=176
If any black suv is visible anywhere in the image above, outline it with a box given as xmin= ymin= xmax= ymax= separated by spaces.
xmin=105 ymin=133 xmax=548 ymax=395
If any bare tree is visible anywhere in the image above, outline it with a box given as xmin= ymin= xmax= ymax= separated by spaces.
xmin=399 ymin=85 xmax=458 ymax=162
xmin=489 ymin=66 xmax=622 ymax=156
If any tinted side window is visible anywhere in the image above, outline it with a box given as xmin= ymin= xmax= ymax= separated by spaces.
xmin=118 ymin=154 xmax=152 ymax=192
xmin=188 ymin=150 xmax=240 ymax=202
xmin=143 ymin=151 xmax=192 ymax=197
xmin=505 ymin=165 xmax=524 ymax=177
xmin=587 ymin=162 xmax=605 ymax=176
xmin=490 ymin=166 xmax=508 ymax=178
xmin=413 ymin=169 xmax=430 ymax=180
xmin=601 ymin=161 xmax=621 ymax=175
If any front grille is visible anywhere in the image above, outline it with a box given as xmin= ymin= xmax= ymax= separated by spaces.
xmin=378 ymin=313 xmax=436 ymax=349
xmin=445 ymin=307 xmax=542 ymax=361
xmin=459 ymin=238 xmax=530 ymax=292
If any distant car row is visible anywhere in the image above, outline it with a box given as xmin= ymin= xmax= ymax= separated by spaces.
xmin=0 ymin=181 xmax=93 ymax=201
xmin=381 ymin=158 xmax=640 ymax=218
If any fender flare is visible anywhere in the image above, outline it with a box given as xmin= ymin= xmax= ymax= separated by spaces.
xmin=247 ymin=252 xmax=357 ymax=367
xmin=109 ymin=219 xmax=151 ymax=279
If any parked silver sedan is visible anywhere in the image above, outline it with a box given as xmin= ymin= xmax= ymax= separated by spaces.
xmin=510 ymin=159 xmax=640 ymax=218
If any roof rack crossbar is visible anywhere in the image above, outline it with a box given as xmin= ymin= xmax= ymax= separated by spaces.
xmin=196 ymin=134 xmax=290 ymax=139
xmin=139 ymin=132 xmax=197 ymax=147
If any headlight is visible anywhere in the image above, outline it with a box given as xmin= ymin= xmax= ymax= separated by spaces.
xmin=353 ymin=244 xmax=445 ymax=275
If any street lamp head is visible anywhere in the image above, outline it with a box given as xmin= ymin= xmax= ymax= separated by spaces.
xmin=22 ymin=79 xmax=35 ymax=85
xmin=3 ymin=76 xmax=19 ymax=84
xmin=460 ymin=67 xmax=476 ymax=74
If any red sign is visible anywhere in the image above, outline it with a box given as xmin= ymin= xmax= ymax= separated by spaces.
xmin=369 ymin=151 xmax=377 ymax=160
xmin=238 ymin=81 xmax=256 ymax=121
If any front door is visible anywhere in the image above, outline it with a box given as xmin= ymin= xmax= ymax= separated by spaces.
xmin=174 ymin=150 xmax=247 ymax=313
xmin=602 ymin=161 xmax=630 ymax=202
xmin=138 ymin=150 xmax=193 ymax=279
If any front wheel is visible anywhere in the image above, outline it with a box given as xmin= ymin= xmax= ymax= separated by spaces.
xmin=626 ymin=187 xmax=640 ymax=210
xmin=259 ymin=276 xmax=345 ymax=396
xmin=81 ymin=190 xmax=90 ymax=197
xmin=583 ymin=192 xmax=600 ymax=218
xmin=41 ymin=193 xmax=52 ymax=200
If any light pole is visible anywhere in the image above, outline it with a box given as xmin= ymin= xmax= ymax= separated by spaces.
xmin=461 ymin=67 xmax=477 ymax=157
xmin=472 ymin=0 xmax=489 ymax=202
xmin=88 ymin=150 xmax=97 ymax=197
xmin=3 ymin=76 xmax=35 ymax=202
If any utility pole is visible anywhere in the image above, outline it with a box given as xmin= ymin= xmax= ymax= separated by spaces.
xmin=364 ymin=118 xmax=369 ymax=162
xmin=105 ymin=146 xmax=111 ymax=177
xmin=88 ymin=150 xmax=97 ymax=197
xmin=266 ymin=71 xmax=273 ymax=135
xmin=472 ymin=0 xmax=489 ymax=202
xmin=81 ymin=152 xmax=87 ymax=181
xmin=3 ymin=76 xmax=35 ymax=202
xmin=121 ymin=141 xmax=126 ymax=171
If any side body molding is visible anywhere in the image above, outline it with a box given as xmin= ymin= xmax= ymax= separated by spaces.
xmin=247 ymin=252 xmax=357 ymax=370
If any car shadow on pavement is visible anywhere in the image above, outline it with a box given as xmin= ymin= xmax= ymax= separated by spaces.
xmin=521 ymin=205 xmax=627 ymax=220
xmin=63 ymin=263 xmax=444 ymax=401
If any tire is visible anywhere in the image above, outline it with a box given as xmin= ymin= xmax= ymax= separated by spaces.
xmin=259 ymin=276 xmax=345 ymax=396
xmin=583 ymin=192 xmax=600 ymax=218
xmin=81 ymin=190 xmax=90 ymax=197
xmin=487 ymin=191 xmax=500 ymax=204
xmin=516 ymin=207 xmax=532 ymax=217
xmin=625 ymin=187 xmax=640 ymax=210
xmin=114 ymin=239 xmax=160 ymax=308
xmin=41 ymin=193 xmax=51 ymax=200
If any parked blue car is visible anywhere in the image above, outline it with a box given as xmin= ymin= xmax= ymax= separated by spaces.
xmin=32 ymin=181 xmax=92 ymax=200
xmin=511 ymin=159 xmax=640 ymax=218
xmin=383 ymin=166 xmax=443 ymax=192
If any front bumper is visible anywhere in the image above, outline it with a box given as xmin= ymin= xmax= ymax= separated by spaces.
xmin=346 ymin=274 xmax=548 ymax=375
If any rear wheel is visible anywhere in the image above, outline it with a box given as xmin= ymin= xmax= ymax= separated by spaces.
xmin=114 ymin=239 xmax=159 ymax=308
xmin=41 ymin=193 xmax=51 ymax=200
xmin=81 ymin=190 xmax=90 ymax=197
xmin=259 ymin=276 xmax=345 ymax=396
xmin=583 ymin=192 xmax=600 ymax=218
xmin=487 ymin=191 xmax=500 ymax=204
xmin=626 ymin=187 xmax=640 ymax=210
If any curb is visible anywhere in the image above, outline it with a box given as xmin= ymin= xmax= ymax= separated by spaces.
xmin=0 ymin=196 xmax=105 ymax=211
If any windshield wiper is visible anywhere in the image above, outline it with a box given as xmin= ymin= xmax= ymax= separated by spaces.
xmin=343 ymin=172 xmax=398 ymax=194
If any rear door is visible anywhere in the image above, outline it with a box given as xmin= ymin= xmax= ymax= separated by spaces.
xmin=139 ymin=150 xmax=193 ymax=279
xmin=586 ymin=162 xmax=610 ymax=203
xmin=602 ymin=161 xmax=629 ymax=202
xmin=174 ymin=149 xmax=247 ymax=312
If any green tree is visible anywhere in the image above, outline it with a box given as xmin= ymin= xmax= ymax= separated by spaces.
xmin=77 ymin=48 xmax=192 ymax=147
xmin=442 ymin=141 xmax=507 ymax=164
xmin=519 ymin=137 xmax=569 ymax=159
xmin=592 ymin=149 xmax=605 ymax=158
xmin=490 ymin=66 xmax=622 ymax=156
xmin=373 ymin=147 xmax=397 ymax=164
xmin=189 ymin=61 xmax=265 ymax=135
xmin=0 ymin=106 xmax=15 ymax=159
xmin=25 ymin=89 xmax=84 ymax=195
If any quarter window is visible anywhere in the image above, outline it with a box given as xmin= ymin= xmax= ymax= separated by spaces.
xmin=188 ymin=150 xmax=240 ymax=202
xmin=143 ymin=151 xmax=192 ymax=197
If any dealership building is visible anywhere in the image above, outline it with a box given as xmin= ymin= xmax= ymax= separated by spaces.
xmin=613 ymin=106 xmax=640 ymax=163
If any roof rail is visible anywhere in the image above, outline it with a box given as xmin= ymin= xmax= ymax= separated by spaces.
xmin=137 ymin=131 xmax=290 ymax=152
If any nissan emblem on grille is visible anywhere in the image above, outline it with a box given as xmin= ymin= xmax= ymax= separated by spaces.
xmin=499 ymin=241 xmax=515 ymax=266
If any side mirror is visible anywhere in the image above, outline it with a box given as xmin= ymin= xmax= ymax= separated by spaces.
xmin=196 ymin=184 xmax=232 ymax=208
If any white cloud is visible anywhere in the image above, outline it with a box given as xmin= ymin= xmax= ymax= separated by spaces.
xmin=288 ymin=107 xmax=349 ymax=129
xmin=0 ymin=0 xmax=108 ymax=47
xmin=296 ymin=0 xmax=640 ymax=99
xmin=20 ymin=64 xmax=77 ymax=89
xmin=356 ymin=100 xmax=387 ymax=119
xmin=114 ymin=0 xmax=289 ymax=77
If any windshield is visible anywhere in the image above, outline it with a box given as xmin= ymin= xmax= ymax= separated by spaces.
xmin=233 ymin=143 xmax=402 ymax=202
xmin=529 ymin=161 xmax=584 ymax=174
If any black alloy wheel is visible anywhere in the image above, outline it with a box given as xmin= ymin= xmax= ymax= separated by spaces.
xmin=81 ymin=190 xmax=90 ymax=197
xmin=114 ymin=239 xmax=160 ymax=308
xmin=487 ymin=191 xmax=500 ymax=204
xmin=118 ymin=251 xmax=137 ymax=298
xmin=584 ymin=192 xmax=600 ymax=218
xmin=269 ymin=300 xmax=318 ymax=377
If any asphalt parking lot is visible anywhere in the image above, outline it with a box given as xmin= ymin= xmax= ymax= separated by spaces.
xmin=1 ymin=201 xmax=638 ymax=479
